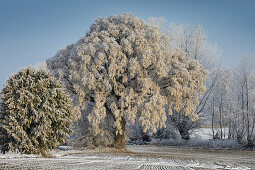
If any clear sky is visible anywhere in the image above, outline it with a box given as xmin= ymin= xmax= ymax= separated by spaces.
xmin=0 ymin=0 xmax=255 ymax=88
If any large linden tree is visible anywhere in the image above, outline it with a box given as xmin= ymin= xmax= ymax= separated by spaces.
xmin=47 ymin=14 xmax=207 ymax=148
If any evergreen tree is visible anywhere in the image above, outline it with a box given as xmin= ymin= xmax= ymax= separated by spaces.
xmin=0 ymin=68 xmax=74 ymax=154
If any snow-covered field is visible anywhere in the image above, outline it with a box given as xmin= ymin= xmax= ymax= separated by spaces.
xmin=1 ymin=145 xmax=254 ymax=169
xmin=0 ymin=128 xmax=254 ymax=169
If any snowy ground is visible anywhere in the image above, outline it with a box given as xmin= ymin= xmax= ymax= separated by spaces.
xmin=1 ymin=145 xmax=255 ymax=169
xmin=1 ymin=128 xmax=254 ymax=169
xmin=191 ymin=127 xmax=230 ymax=140
xmin=191 ymin=127 xmax=213 ymax=140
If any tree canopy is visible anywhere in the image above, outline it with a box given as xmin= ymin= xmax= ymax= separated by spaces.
xmin=47 ymin=14 xmax=207 ymax=147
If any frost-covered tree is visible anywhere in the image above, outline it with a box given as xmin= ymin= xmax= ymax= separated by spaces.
xmin=232 ymin=59 xmax=255 ymax=147
xmin=166 ymin=23 xmax=219 ymax=70
xmin=208 ymin=68 xmax=234 ymax=139
xmin=205 ymin=59 xmax=255 ymax=148
xmin=47 ymin=14 xmax=207 ymax=148
xmin=148 ymin=18 xmax=220 ymax=70
xmin=167 ymin=23 xmax=219 ymax=139
xmin=0 ymin=68 xmax=74 ymax=154
xmin=147 ymin=19 xmax=219 ymax=140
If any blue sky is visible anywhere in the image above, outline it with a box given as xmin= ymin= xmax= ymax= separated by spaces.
xmin=0 ymin=0 xmax=255 ymax=88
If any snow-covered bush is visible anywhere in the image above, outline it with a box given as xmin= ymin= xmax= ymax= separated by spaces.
xmin=47 ymin=14 xmax=207 ymax=148
xmin=0 ymin=68 xmax=74 ymax=154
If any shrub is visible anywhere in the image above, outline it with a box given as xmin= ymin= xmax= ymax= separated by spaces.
xmin=0 ymin=68 xmax=74 ymax=154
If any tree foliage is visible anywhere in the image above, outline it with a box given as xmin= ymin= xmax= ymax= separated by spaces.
xmin=0 ymin=68 xmax=74 ymax=154
xmin=47 ymin=14 xmax=207 ymax=148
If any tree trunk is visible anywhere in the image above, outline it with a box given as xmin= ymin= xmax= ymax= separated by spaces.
xmin=241 ymin=85 xmax=245 ymax=134
xmin=244 ymin=75 xmax=251 ymax=146
xmin=115 ymin=117 xmax=126 ymax=149
xmin=211 ymin=97 xmax=215 ymax=138
xmin=219 ymin=95 xmax=223 ymax=139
